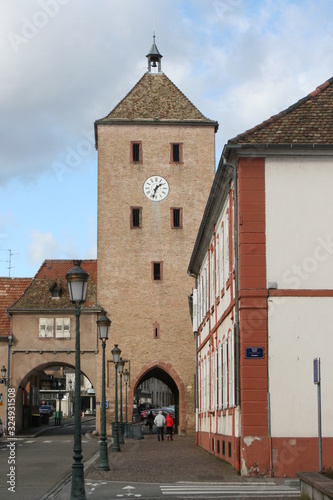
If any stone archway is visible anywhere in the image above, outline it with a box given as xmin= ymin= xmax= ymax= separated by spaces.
xmin=128 ymin=360 xmax=188 ymax=434
xmin=13 ymin=358 xmax=96 ymax=433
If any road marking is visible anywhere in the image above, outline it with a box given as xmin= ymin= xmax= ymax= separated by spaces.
xmin=160 ymin=483 xmax=301 ymax=497
xmin=116 ymin=485 xmax=142 ymax=497
xmin=24 ymin=440 xmax=35 ymax=443
xmin=43 ymin=440 xmax=52 ymax=443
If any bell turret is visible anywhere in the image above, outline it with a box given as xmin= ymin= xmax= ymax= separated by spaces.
xmin=146 ymin=33 xmax=163 ymax=73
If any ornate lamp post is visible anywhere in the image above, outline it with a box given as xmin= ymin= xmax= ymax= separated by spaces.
xmin=111 ymin=344 xmax=121 ymax=452
xmin=117 ymin=358 xmax=125 ymax=444
xmin=1 ymin=366 xmax=7 ymax=385
xmin=97 ymin=310 xmax=111 ymax=471
xmin=68 ymin=379 xmax=73 ymax=418
xmin=58 ymin=379 xmax=63 ymax=426
xmin=123 ymin=369 xmax=129 ymax=439
xmin=66 ymin=260 xmax=88 ymax=500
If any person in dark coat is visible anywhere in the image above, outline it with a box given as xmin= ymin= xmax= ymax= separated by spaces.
xmin=147 ymin=410 xmax=154 ymax=433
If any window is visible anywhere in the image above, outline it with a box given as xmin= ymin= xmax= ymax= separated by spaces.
xmin=228 ymin=331 xmax=235 ymax=407
xmin=153 ymin=321 xmax=160 ymax=339
xmin=39 ymin=318 xmax=54 ymax=338
xmin=171 ymin=208 xmax=183 ymax=229
xmin=130 ymin=207 xmax=142 ymax=228
xmin=39 ymin=318 xmax=71 ymax=338
xmin=170 ymin=143 xmax=183 ymax=164
xmin=56 ymin=318 xmax=70 ymax=338
xmin=152 ymin=261 xmax=163 ymax=281
xmin=131 ymin=141 xmax=142 ymax=163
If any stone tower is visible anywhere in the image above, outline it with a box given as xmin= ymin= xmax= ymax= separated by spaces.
xmin=95 ymin=37 xmax=218 ymax=434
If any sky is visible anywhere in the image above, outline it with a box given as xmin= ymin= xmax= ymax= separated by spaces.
xmin=1 ymin=0 xmax=333 ymax=278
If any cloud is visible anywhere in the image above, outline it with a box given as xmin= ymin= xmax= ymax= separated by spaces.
xmin=27 ymin=230 xmax=60 ymax=265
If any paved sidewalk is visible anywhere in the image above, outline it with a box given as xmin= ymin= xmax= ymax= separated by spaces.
xmin=50 ymin=433 xmax=300 ymax=499
xmin=87 ymin=433 xmax=243 ymax=483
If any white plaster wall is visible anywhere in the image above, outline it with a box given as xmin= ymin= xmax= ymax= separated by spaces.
xmin=268 ymin=296 xmax=333 ymax=437
xmin=265 ymin=157 xmax=333 ymax=289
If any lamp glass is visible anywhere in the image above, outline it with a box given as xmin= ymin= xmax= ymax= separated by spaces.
xmin=118 ymin=359 xmax=125 ymax=374
xmin=66 ymin=260 xmax=88 ymax=304
xmin=97 ymin=312 xmax=111 ymax=340
xmin=1 ymin=366 xmax=6 ymax=378
xmin=123 ymin=369 xmax=129 ymax=383
xmin=112 ymin=344 xmax=121 ymax=364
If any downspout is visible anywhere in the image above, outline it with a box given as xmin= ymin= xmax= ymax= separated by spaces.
xmin=6 ymin=310 xmax=13 ymax=435
xmin=194 ymin=328 xmax=198 ymax=445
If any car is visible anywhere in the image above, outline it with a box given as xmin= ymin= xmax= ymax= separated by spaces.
xmin=39 ymin=405 xmax=53 ymax=417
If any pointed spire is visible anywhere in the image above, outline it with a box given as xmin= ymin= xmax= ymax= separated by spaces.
xmin=146 ymin=33 xmax=163 ymax=73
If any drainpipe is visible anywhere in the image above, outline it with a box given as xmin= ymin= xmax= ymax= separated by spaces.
xmin=5 ymin=310 xmax=13 ymax=435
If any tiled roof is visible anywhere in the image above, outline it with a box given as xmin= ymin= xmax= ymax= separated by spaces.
xmin=7 ymin=260 xmax=98 ymax=311
xmin=228 ymin=77 xmax=333 ymax=144
xmin=0 ymin=278 xmax=32 ymax=337
xmin=96 ymin=72 xmax=218 ymax=127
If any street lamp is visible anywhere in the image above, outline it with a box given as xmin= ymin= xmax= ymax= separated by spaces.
xmin=97 ymin=310 xmax=111 ymax=471
xmin=111 ymin=344 xmax=121 ymax=452
xmin=68 ymin=379 xmax=73 ymax=418
xmin=58 ymin=379 xmax=63 ymax=427
xmin=52 ymin=378 xmax=63 ymax=426
xmin=123 ymin=369 xmax=129 ymax=439
xmin=117 ymin=358 xmax=125 ymax=444
xmin=66 ymin=260 xmax=88 ymax=500
xmin=1 ymin=366 xmax=7 ymax=386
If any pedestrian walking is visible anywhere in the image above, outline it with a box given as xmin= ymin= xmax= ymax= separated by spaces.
xmin=166 ymin=413 xmax=174 ymax=441
xmin=146 ymin=410 xmax=154 ymax=433
xmin=154 ymin=410 xmax=166 ymax=441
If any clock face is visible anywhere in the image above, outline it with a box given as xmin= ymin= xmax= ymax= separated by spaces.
xmin=143 ymin=176 xmax=169 ymax=201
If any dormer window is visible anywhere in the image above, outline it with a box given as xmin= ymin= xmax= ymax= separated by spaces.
xmin=50 ymin=284 xmax=62 ymax=299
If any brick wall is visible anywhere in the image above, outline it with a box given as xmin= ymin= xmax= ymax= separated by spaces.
xmin=96 ymin=123 xmax=215 ymax=434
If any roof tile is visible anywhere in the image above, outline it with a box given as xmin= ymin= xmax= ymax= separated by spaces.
xmin=228 ymin=77 xmax=333 ymax=145
xmin=0 ymin=278 xmax=32 ymax=337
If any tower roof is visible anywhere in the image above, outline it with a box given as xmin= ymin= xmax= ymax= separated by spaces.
xmin=95 ymin=72 xmax=218 ymax=145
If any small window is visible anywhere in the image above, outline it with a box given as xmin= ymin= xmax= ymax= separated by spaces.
xmin=171 ymin=208 xmax=183 ymax=229
xmin=153 ymin=321 xmax=160 ymax=339
xmin=130 ymin=207 xmax=142 ymax=228
xmin=170 ymin=143 xmax=183 ymax=164
xmin=152 ymin=261 xmax=163 ymax=281
xmin=131 ymin=141 xmax=142 ymax=163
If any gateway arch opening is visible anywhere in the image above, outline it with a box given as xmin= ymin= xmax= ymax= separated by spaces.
xmin=134 ymin=367 xmax=179 ymax=431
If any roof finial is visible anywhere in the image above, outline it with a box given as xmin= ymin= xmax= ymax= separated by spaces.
xmin=146 ymin=33 xmax=162 ymax=73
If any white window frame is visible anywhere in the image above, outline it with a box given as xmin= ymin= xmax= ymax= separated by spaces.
xmin=220 ymin=225 xmax=224 ymax=290
xmin=39 ymin=318 xmax=54 ymax=338
xmin=222 ymin=339 xmax=228 ymax=409
xmin=56 ymin=318 xmax=71 ymax=338
xmin=216 ymin=235 xmax=220 ymax=297
xmin=228 ymin=331 xmax=235 ymax=407
xmin=224 ymin=214 xmax=229 ymax=284
xmin=218 ymin=343 xmax=222 ymax=409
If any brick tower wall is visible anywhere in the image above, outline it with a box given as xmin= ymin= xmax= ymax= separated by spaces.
xmin=96 ymin=123 xmax=215 ymax=435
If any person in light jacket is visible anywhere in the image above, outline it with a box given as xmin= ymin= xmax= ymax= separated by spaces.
xmin=154 ymin=411 xmax=166 ymax=441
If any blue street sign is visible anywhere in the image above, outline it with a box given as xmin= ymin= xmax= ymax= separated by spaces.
xmin=314 ymin=358 xmax=320 ymax=385
xmin=245 ymin=347 xmax=265 ymax=359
